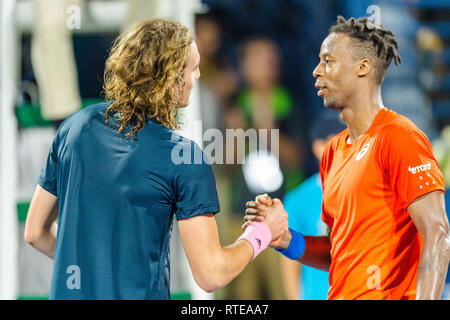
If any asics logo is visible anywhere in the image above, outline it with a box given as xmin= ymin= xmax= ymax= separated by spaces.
xmin=408 ymin=161 xmax=431 ymax=174
xmin=356 ymin=143 xmax=371 ymax=161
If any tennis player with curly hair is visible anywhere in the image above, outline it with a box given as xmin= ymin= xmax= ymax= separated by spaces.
xmin=24 ymin=19 xmax=288 ymax=299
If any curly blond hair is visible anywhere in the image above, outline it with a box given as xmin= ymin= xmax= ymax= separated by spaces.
xmin=103 ymin=18 xmax=194 ymax=138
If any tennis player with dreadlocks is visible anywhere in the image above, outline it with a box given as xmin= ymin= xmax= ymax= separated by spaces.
xmin=245 ymin=16 xmax=450 ymax=300
xmin=24 ymin=19 xmax=288 ymax=299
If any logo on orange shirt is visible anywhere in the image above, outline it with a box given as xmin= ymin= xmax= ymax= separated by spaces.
xmin=408 ymin=161 xmax=431 ymax=174
xmin=356 ymin=143 xmax=371 ymax=161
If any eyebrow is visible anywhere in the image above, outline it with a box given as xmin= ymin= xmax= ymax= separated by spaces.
xmin=319 ymin=52 xmax=335 ymax=60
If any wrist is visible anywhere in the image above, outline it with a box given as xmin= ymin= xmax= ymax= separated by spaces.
xmin=237 ymin=222 xmax=272 ymax=260
xmin=275 ymin=228 xmax=305 ymax=260
xmin=272 ymin=229 xmax=292 ymax=250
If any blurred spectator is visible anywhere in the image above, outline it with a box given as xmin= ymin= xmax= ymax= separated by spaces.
xmin=218 ymin=37 xmax=304 ymax=300
xmin=280 ymin=111 xmax=345 ymax=300
xmin=202 ymin=0 xmax=339 ymax=130
xmin=195 ymin=14 xmax=242 ymax=300
xmin=234 ymin=37 xmax=304 ymax=193
xmin=195 ymin=14 xmax=239 ymax=132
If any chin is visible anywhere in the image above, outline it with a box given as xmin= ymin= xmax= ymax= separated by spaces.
xmin=323 ymin=98 xmax=342 ymax=111
xmin=323 ymin=100 xmax=336 ymax=110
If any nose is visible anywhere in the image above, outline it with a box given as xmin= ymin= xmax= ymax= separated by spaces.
xmin=312 ymin=62 xmax=323 ymax=79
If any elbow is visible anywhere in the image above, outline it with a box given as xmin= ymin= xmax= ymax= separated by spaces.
xmin=191 ymin=259 xmax=228 ymax=293
xmin=194 ymin=277 xmax=220 ymax=293
xmin=423 ymin=224 xmax=450 ymax=255
xmin=438 ymin=225 xmax=450 ymax=253
xmin=440 ymin=230 xmax=450 ymax=264
xmin=444 ymin=229 xmax=450 ymax=256
xmin=24 ymin=224 xmax=42 ymax=245
xmin=24 ymin=216 xmax=34 ymax=244
xmin=192 ymin=271 xmax=224 ymax=293
xmin=24 ymin=229 xmax=37 ymax=245
xmin=198 ymin=283 xmax=219 ymax=294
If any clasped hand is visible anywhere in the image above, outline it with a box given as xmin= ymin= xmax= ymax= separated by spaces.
xmin=243 ymin=194 xmax=291 ymax=250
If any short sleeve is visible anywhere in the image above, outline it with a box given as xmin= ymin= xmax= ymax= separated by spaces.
xmin=319 ymin=140 xmax=335 ymax=228
xmin=174 ymin=142 xmax=220 ymax=220
xmin=380 ymin=121 xmax=445 ymax=209
xmin=38 ymin=134 xmax=59 ymax=196
xmin=320 ymin=205 xmax=334 ymax=228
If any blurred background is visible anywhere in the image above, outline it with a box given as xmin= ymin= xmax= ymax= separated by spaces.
xmin=0 ymin=0 xmax=449 ymax=300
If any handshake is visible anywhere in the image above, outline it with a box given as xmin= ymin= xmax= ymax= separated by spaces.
xmin=241 ymin=194 xmax=293 ymax=253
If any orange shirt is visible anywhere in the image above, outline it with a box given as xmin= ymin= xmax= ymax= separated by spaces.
xmin=320 ymin=108 xmax=445 ymax=300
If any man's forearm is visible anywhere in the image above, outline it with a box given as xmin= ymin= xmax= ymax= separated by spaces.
xmin=218 ymin=240 xmax=254 ymax=285
xmin=297 ymin=235 xmax=331 ymax=272
xmin=416 ymin=243 xmax=450 ymax=300
xmin=191 ymin=239 xmax=253 ymax=293
xmin=271 ymin=232 xmax=331 ymax=271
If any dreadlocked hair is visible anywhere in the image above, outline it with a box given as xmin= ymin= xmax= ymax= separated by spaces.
xmin=329 ymin=15 xmax=401 ymax=83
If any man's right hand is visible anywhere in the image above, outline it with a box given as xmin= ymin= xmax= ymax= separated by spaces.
xmin=243 ymin=194 xmax=291 ymax=249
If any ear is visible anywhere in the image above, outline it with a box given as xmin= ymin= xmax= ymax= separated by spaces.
xmin=356 ymin=58 xmax=371 ymax=77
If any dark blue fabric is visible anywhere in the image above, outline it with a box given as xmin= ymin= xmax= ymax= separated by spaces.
xmin=38 ymin=103 xmax=220 ymax=300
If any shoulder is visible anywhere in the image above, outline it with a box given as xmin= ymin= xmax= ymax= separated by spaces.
xmin=168 ymin=133 xmax=203 ymax=157
xmin=322 ymin=129 xmax=348 ymax=159
xmin=169 ymin=135 xmax=213 ymax=176
xmin=328 ymin=129 xmax=348 ymax=149
xmin=378 ymin=109 xmax=418 ymax=132
xmin=319 ymin=129 xmax=347 ymax=177
xmin=376 ymin=110 xmax=430 ymax=146
xmin=51 ymin=104 xmax=102 ymax=142
xmin=58 ymin=102 xmax=109 ymax=132
xmin=70 ymin=102 xmax=109 ymax=121
xmin=374 ymin=110 xmax=436 ymax=169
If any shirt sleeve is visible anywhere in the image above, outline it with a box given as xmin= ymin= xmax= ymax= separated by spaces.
xmin=319 ymin=140 xmax=334 ymax=228
xmin=380 ymin=121 xmax=445 ymax=209
xmin=37 ymin=134 xmax=59 ymax=196
xmin=320 ymin=203 xmax=334 ymax=228
xmin=174 ymin=141 xmax=220 ymax=220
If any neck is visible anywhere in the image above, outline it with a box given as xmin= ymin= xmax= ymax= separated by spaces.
xmin=340 ymin=85 xmax=384 ymax=144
